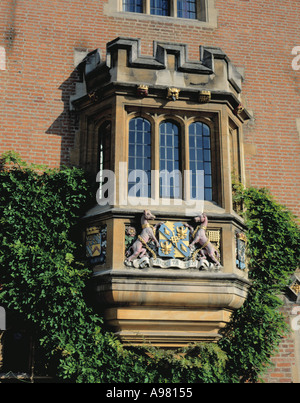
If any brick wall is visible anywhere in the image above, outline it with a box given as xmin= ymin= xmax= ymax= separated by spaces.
xmin=263 ymin=299 xmax=300 ymax=383
xmin=1 ymin=0 xmax=299 ymax=216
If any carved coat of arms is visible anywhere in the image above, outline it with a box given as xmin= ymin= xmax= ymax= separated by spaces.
xmin=86 ymin=226 xmax=107 ymax=265
xmin=124 ymin=211 xmax=222 ymax=271
xmin=86 ymin=232 xmax=101 ymax=257
xmin=158 ymin=221 xmax=190 ymax=258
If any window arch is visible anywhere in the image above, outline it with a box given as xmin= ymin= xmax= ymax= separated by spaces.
xmin=159 ymin=120 xmax=181 ymax=198
xmin=189 ymin=121 xmax=212 ymax=201
xmin=128 ymin=117 xmax=152 ymax=197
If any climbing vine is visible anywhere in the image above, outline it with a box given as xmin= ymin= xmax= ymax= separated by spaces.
xmin=219 ymin=183 xmax=300 ymax=382
xmin=0 ymin=152 xmax=299 ymax=382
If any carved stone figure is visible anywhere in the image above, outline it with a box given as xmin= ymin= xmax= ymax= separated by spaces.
xmin=185 ymin=213 xmax=221 ymax=266
xmin=125 ymin=210 xmax=160 ymax=264
xmin=167 ymin=87 xmax=180 ymax=101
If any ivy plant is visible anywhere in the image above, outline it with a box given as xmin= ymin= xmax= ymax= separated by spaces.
xmin=219 ymin=184 xmax=300 ymax=382
xmin=0 ymin=152 xmax=299 ymax=383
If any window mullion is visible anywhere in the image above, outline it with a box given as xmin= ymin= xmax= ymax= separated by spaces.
xmin=152 ymin=117 xmax=160 ymax=201
xmin=145 ymin=0 xmax=150 ymax=14
xmin=183 ymin=120 xmax=190 ymax=201
xmin=172 ymin=0 xmax=177 ymax=18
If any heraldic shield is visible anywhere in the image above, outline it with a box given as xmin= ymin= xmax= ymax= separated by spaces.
xmin=86 ymin=228 xmax=101 ymax=257
xmin=158 ymin=221 xmax=190 ymax=259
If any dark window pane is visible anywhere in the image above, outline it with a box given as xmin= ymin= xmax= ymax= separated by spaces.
xmin=129 ymin=144 xmax=135 ymax=157
xmin=144 ymin=132 xmax=151 ymax=144
xmin=177 ymin=0 xmax=197 ymax=19
xmin=150 ymin=0 xmax=170 ymax=15
xmin=204 ymin=162 xmax=211 ymax=174
xmin=159 ymin=121 xmax=181 ymax=198
xmin=204 ymin=149 xmax=211 ymax=162
xmin=167 ymin=135 xmax=173 ymax=147
xmin=205 ymin=188 xmax=212 ymax=201
xmin=128 ymin=117 xmax=151 ymax=197
xmin=204 ymin=175 xmax=212 ymax=188
xmin=189 ymin=122 xmax=212 ymax=200
xmin=203 ymin=136 xmax=210 ymax=149
xmin=123 ymin=0 xmax=143 ymax=13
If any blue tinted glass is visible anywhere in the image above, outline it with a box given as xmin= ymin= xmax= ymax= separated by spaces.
xmin=136 ymin=158 xmax=143 ymax=170
xmin=144 ymin=147 xmax=151 ymax=158
xmin=129 ymin=144 xmax=135 ymax=156
xmin=167 ymin=161 xmax=174 ymax=171
xmin=123 ymin=0 xmax=143 ymax=13
xmin=160 ymin=121 xmax=181 ymax=198
xmin=128 ymin=118 xmax=151 ymax=196
xmin=205 ymin=188 xmax=212 ymax=201
xmin=177 ymin=0 xmax=197 ymax=19
xmin=204 ymin=162 xmax=211 ymax=174
xmin=203 ymin=136 xmax=210 ymax=149
xmin=204 ymin=175 xmax=212 ymax=188
xmin=189 ymin=122 xmax=212 ymax=200
xmin=144 ymin=159 xmax=151 ymax=170
xmin=144 ymin=132 xmax=151 ymax=144
xmin=151 ymin=0 xmax=170 ymax=15
xmin=190 ymin=148 xmax=195 ymax=161
xmin=129 ymin=159 xmax=135 ymax=170
xmin=167 ymin=135 xmax=173 ymax=147
xmin=204 ymin=149 xmax=211 ymax=162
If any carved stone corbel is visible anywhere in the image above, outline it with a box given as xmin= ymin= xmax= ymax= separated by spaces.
xmin=136 ymin=85 xmax=149 ymax=98
xmin=167 ymin=87 xmax=180 ymax=101
xmin=233 ymin=103 xmax=245 ymax=116
xmin=198 ymin=90 xmax=211 ymax=104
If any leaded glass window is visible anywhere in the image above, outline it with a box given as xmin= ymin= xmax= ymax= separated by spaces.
xmin=150 ymin=0 xmax=170 ymax=16
xmin=120 ymin=0 xmax=208 ymax=22
xmin=159 ymin=120 xmax=181 ymax=198
xmin=177 ymin=0 xmax=197 ymax=19
xmin=123 ymin=0 xmax=143 ymax=13
xmin=189 ymin=122 xmax=212 ymax=200
xmin=128 ymin=117 xmax=151 ymax=197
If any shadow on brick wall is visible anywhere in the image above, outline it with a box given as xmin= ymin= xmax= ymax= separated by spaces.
xmin=46 ymin=69 xmax=80 ymax=167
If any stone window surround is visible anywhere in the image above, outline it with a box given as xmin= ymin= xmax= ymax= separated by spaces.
xmin=104 ymin=0 xmax=218 ymax=28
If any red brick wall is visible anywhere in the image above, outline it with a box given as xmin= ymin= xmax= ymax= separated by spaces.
xmin=263 ymin=300 xmax=300 ymax=383
xmin=1 ymin=0 xmax=299 ymax=216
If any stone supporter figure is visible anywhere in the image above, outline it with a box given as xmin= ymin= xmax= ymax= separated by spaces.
xmin=125 ymin=209 xmax=160 ymax=263
xmin=185 ymin=213 xmax=221 ymax=266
